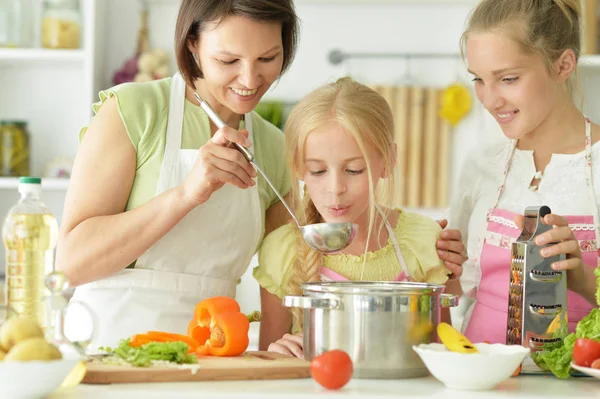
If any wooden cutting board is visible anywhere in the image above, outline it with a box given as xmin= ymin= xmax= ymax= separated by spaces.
xmin=82 ymin=351 xmax=311 ymax=384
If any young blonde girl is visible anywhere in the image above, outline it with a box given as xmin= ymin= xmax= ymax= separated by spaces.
xmin=451 ymin=0 xmax=600 ymax=345
xmin=254 ymin=77 xmax=463 ymax=358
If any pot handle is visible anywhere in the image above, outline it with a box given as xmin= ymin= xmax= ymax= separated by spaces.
xmin=282 ymin=296 xmax=342 ymax=310
xmin=440 ymin=293 xmax=459 ymax=308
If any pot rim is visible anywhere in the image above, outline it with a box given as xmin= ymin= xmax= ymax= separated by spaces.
xmin=300 ymin=281 xmax=446 ymax=295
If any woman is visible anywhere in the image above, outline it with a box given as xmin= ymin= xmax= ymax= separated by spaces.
xmin=58 ymin=0 xmax=466 ymax=347
xmin=451 ymin=0 xmax=599 ymax=344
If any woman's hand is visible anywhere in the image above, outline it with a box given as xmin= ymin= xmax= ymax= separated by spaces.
xmin=182 ymin=126 xmax=257 ymax=206
xmin=267 ymin=333 xmax=304 ymax=359
xmin=436 ymin=219 xmax=468 ymax=278
xmin=515 ymin=213 xmax=586 ymax=290
xmin=515 ymin=213 xmax=598 ymax=305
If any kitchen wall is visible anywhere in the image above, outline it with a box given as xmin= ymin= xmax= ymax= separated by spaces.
xmin=98 ymin=0 xmax=600 ymax=341
xmin=104 ymin=0 xmax=503 ymax=196
xmin=98 ymin=0 xmax=497 ymax=338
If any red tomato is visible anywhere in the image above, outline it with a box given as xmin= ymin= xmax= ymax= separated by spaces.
xmin=572 ymin=338 xmax=600 ymax=367
xmin=310 ymin=349 xmax=353 ymax=390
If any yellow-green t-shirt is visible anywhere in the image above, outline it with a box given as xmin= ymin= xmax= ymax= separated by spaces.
xmin=253 ymin=209 xmax=451 ymax=299
xmin=80 ymin=78 xmax=291 ymax=253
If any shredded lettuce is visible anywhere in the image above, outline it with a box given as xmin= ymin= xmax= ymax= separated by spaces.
xmin=99 ymin=339 xmax=197 ymax=367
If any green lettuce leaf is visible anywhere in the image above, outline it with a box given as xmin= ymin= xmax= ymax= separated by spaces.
xmin=99 ymin=339 xmax=197 ymax=367
xmin=532 ymin=308 xmax=600 ymax=379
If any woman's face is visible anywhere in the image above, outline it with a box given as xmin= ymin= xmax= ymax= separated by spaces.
xmin=191 ymin=15 xmax=284 ymax=115
xmin=466 ymin=31 xmax=560 ymax=140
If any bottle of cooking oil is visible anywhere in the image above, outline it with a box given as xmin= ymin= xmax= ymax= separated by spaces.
xmin=3 ymin=177 xmax=58 ymax=328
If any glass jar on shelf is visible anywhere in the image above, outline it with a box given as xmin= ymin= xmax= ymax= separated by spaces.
xmin=0 ymin=121 xmax=30 ymax=177
xmin=41 ymin=0 xmax=81 ymax=50
xmin=0 ymin=0 xmax=34 ymax=48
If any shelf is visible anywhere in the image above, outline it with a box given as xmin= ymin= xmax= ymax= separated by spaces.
xmin=580 ymin=55 xmax=600 ymax=68
xmin=0 ymin=48 xmax=85 ymax=65
xmin=0 ymin=177 xmax=69 ymax=191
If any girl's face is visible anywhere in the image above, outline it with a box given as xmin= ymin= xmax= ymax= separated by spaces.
xmin=466 ymin=31 xmax=560 ymax=140
xmin=191 ymin=15 xmax=284 ymax=115
xmin=302 ymin=122 xmax=386 ymax=226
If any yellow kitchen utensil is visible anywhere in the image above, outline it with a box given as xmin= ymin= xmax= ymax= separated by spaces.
xmin=437 ymin=322 xmax=479 ymax=354
xmin=439 ymin=83 xmax=472 ymax=126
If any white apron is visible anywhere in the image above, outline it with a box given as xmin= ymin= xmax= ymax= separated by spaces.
xmin=68 ymin=73 xmax=262 ymax=348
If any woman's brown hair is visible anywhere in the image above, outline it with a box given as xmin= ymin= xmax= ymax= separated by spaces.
xmin=174 ymin=0 xmax=299 ymax=86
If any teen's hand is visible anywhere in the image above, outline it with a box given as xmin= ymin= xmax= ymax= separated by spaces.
xmin=267 ymin=333 xmax=304 ymax=359
xmin=514 ymin=213 xmax=585 ymax=292
xmin=436 ymin=219 xmax=468 ymax=278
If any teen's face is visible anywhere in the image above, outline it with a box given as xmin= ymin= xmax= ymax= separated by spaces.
xmin=466 ymin=31 xmax=559 ymax=140
xmin=302 ymin=122 xmax=385 ymax=225
xmin=192 ymin=15 xmax=284 ymax=114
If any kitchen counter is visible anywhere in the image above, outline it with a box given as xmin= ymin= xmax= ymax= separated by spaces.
xmin=48 ymin=375 xmax=599 ymax=399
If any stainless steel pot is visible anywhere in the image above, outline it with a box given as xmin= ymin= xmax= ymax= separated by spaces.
xmin=283 ymin=281 xmax=458 ymax=379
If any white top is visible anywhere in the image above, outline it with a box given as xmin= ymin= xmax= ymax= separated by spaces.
xmin=449 ymin=138 xmax=600 ymax=297
xmin=47 ymin=376 xmax=600 ymax=398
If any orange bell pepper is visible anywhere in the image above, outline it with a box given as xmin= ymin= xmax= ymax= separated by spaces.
xmin=130 ymin=331 xmax=199 ymax=353
xmin=130 ymin=334 xmax=153 ymax=347
xmin=187 ymin=296 xmax=250 ymax=357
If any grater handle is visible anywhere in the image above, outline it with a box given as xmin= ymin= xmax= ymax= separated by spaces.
xmin=517 ymin=205 xmax=553 ymax=242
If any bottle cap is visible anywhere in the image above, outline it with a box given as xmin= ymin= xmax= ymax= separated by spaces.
xmin=19 ymin=177 xmax=41 ymax=185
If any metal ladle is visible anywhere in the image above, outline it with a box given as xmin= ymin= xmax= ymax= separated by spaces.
xmin=193 ymin=92 xmax=358 ymax=254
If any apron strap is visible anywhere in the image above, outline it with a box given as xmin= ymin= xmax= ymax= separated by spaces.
xmin=487 ymin=140 xmax=517 ymax=219
xmin=379 ymin=207 xmax=411 ymax=280
xmin=582 ymin=116 xmax=600 ymax=252
xmin=156 ymin=73 xmax=186 ymax=195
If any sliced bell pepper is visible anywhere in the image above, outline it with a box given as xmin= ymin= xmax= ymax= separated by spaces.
xmin=130 ymin=334 xmax=153 ymax=347
xmin=146 ymin=331 xmax=199 ymax=352
xmin=187 ymin=296 xmax=251 ymax=357
xmin=129 ymin=331 xmax=199 ymax=353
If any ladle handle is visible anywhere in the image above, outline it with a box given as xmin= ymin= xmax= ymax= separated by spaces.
xmin=195 ymin=94 xmax=255 ymax=162
xmin=194 ymin=94 xmax=301 ymax=227
xmin=252 ymin=162 xmax=300 ymax=226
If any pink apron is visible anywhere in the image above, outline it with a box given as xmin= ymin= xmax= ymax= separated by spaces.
xmin=465 ymin=117 xmax=599 ymax=344
xmin=320 ymin=212 xmax=412 ymax=282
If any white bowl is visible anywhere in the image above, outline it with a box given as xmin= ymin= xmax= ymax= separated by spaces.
xmin=0 ymin=359 xmax=80 ymax=399
xmin=413 ymin=343 xmax=530 ymax=391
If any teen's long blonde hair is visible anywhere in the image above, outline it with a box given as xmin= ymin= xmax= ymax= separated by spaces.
xmin=284 ymin=77 xmax=395 ymax=330
xmin=461 ymin=0 xmax=581 ymax=94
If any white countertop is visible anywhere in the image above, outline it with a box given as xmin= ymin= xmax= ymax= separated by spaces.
xmin=48 ymin=375 xmax=600 ymax=399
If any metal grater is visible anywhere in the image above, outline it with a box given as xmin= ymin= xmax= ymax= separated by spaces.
xmin=507 ymin=205 xmax=568 ymax=351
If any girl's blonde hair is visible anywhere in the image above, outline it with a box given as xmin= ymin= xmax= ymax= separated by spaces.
xmin=461 ymin=0 xmax=581 ymax=93
xmin=283 ymin=77 xmax=395 ymax=330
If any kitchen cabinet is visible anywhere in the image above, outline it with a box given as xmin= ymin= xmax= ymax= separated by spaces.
xmin=0 ymin=0 xmax=106 ymax=273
